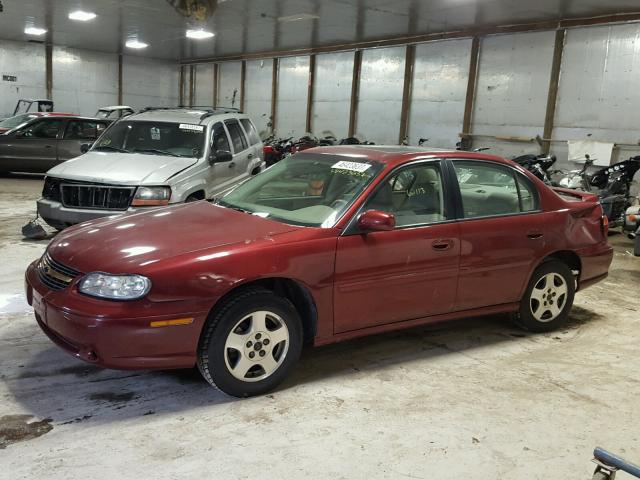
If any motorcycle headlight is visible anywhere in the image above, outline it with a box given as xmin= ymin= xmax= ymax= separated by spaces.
xmin=131 ymin=186 xmax=171 ymax=206
xmin=79 ymin=273 xmax=151 ymax=300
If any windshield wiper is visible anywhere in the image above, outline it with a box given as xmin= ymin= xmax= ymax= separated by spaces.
xmin=93 ymin=145 xmax=130 ymax=153
xmin=217 ymin=200 xmax=249 ymax=214
xmin=133 ymin=148 xmax=183 ymax=157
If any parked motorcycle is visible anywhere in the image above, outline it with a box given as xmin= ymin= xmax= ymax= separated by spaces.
xmin=512 ymin=153 xmax=557 ymax=185
xmin=557 ymin=154 xmax=595 ymax=191
xmin=262 ymin=136 xmax=293 ymax=166
xmin=589 ymin=156 xmax=640 ymax=228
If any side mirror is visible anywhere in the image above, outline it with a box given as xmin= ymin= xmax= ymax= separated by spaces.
xmin=357 ymin=210 xmax=396 ymax=232
xmin=80 ymin=143 xmax=92 ymax=154
xmin=209 ymin=149 xmax=233 ymax=164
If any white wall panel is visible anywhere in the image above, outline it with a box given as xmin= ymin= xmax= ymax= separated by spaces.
xmin=194 ymin=64 xmax=214 ymax=107
xmin=472 ymin=31 xmax=555 ymax=158
xmin=312 ymin=52 xmax=353 ymax=139
xmin=218 ymin=61 xmax=242 ymax=109
xmin=122 ymin=56 xmax=179 ymax=111
xmin=275 ymin=56 xmax=310 ymax=138
xmin=0 ymin=40 xmax=46 ymax=118
xmin=408 ymin=39 xmax=471 ymax=149
xmin=357 ymin=46 xmax=406 ymax=144
xmin=52 ymin=47 xmax=118 ymax=116
xmin=245 ymin=59 xmax=273 ymax=137
xmin=553 ymin=24 xmax=640 ymax=164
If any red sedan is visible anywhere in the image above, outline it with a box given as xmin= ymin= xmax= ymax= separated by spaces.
xmin=25 ymin=146 xmax=613 ymax=397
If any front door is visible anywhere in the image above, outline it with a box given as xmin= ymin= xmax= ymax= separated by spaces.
xmin=334 ymin=160 xmax=460 ymax=333
xmin=0 ymin=118 xmax=64 ymax=173
xmin=224 ymin=119 xmax=253 ymax=180
xmin=450 ymin=159 xmax=550 ymax=311
xmin=58 ymin=119 xmax=109 ymax=164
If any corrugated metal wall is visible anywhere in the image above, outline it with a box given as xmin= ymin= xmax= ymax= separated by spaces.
xmin=472 ymin=31 xmax=556 ymax=158
xmin=0 ymin=40 xmax=46 ymax=118
xmin=313 ymin=51 xmax=353 ymax=139
xmin=407 ymin=39 xmax=471 ymax=149
xmin=245 ymin=59 xmax=274 ymax=137
xmin=194 ymin=63 xmax=215 ymax=107
xmin=122 ymin=56 xmax=180 ymax=111
xmin=357 ymin=46 xmax=406 ymax=144
xmin=553 ymin=23 xmax=640 ymax=163
xmin=217 ymin=61 xmax=242 ymax=109
xmin=52 ymin=47 xmax=118 ymax=117
xmin=275 ymin=55 xmax=310 ymax=138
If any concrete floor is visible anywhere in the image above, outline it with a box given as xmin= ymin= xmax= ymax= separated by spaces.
xmin=1 ymin=176 xmax=639 ymax=480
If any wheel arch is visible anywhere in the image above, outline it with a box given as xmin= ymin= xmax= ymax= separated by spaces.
xmin=543 ymin=250 xmax=582 ymax=275
xmin=203 ymin=277 xmax=318 ymax=345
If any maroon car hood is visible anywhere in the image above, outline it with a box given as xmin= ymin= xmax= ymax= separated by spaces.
xmin=47 ymin=202 xmax=300 ymax=273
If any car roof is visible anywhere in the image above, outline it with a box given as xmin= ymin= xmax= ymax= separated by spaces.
xmin=99 ymin=105 xmax=133 ymax=110
xmin=128 ymin=108 xmax=248 ymax=125
xmin=303 ymin=145 xmax=513 ymax=168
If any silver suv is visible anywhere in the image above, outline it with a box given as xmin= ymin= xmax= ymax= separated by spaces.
xmin=37 ymin=107 xmax=265 ymax=230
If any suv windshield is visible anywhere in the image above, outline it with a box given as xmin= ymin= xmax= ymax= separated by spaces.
xmin=219 ymin=153 xmax=383 ymax=227
xmin=94 ymin=121 xmax=205 ymax=158
xmin=0 ymin=113 xmax=39 ymax=130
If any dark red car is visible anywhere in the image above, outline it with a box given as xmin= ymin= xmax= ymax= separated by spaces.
xmin=25 ymin=146 xmax=613 ymax=397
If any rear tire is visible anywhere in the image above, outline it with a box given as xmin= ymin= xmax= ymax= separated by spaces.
xmin=197 ymin=288 xmax=303 ymax=397
xmin=511 ymin=260 xmax=575 ymax=332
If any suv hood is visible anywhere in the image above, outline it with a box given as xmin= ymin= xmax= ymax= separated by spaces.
xmin=46 ymin=151 xmax=198 ymax=185
xmin=47 ymin=202 xmax=300 ymax=273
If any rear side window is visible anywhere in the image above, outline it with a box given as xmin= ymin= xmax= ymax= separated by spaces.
xmin=225 ymin=120 xmax=248 ymax=153
xmin=21 ymin=119 xmax=64 ymax=139
xmin=453 ymin=161 xmax=538 ymax=218
xmin=240 ymin=119 xmax=260 ymax=145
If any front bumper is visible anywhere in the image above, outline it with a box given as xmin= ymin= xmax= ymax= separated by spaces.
xmin=37 ymin=198 xmax=138 ymax=227
xmin=25 ymin=260 xmax=209 ymax=370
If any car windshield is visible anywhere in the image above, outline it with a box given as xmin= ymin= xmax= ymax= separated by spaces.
xmin=219 ymin=153 xmax=384 ymax=227
xmin=93 ymin=121 xmax=206 ymax=158
xmin=0 ymin=113 xmax=39 ymax=130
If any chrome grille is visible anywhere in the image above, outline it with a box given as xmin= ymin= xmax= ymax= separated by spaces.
xmin=36 ymin=253 xmax=81 ymax=291
xmin=61 ymin=183 xmax=135 ymax=210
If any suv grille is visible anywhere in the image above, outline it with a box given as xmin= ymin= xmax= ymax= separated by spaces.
xmin=61 ymin=183 xmax=135 ymax=210
xmin=37 ymin=252 xmax=81 ymax=291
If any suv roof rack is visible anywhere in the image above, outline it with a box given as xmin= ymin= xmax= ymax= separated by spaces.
xmin=139 ymin=106 xmax=243 ymax=121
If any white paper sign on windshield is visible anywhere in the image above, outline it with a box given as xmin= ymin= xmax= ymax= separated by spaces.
xmin=179 ymin=124 xmax=205 ymax=132
xmin=331 ymin=161 xmax=371 ymax=173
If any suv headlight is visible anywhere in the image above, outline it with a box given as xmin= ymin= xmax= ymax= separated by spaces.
xmin=131 ymin=186 xmax=171 ymax=206
xmin=79 ymin=273 xmax=151 ymax=300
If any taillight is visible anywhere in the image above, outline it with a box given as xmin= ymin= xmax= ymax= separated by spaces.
xmin=601 ymin=214 xmax=609 ymax=237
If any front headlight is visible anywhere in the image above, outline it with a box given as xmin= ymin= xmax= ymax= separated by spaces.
xmin=131 ymin=186 xmax=171 ymax=206
xmin=79 ymin=273 xmax=151 ymax=300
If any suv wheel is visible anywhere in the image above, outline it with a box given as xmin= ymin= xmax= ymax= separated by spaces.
xmin=512 ymin=260 xmax=575 ymax=332
xmin=197 ymin=288 xmax=303 ymax=397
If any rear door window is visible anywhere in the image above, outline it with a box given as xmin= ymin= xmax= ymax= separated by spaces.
xmin=225 ymin=119 xmax=249 ymax=153
xmin=21 ymin=119 xmax=64 ymax=139
xmin=240 ymin=118 xmax=261 ymax=145
xmin=453 ymin=160 xmax=539 ymax=218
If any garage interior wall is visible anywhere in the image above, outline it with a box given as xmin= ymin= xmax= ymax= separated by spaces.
xmin=244 ymin=59 xmax=273 ymax=137
xmin=0 ymin=40 xmax=180 ymax=117
xmin=217 ymin=61 xmax=242 ymax=109
xmin=186 ymin=20 xmax=640 ymax=167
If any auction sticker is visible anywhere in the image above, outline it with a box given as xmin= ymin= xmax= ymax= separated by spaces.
xmin=331 ymin=161 xmax=371 ymax=173
xmin=179 ymin=124 xmax=205 ymax=132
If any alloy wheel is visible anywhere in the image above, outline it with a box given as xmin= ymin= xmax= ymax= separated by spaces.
xmin=223 ymin=310 xmax=290 ymax=382
xmin=529 ymin=272 xmax=568 ymax=322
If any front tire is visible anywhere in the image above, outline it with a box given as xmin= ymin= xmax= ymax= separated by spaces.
xmin=512 ymin=260 xmax=575 ymax=332
xmin=197 ymin=288 xmax=303 ymax=397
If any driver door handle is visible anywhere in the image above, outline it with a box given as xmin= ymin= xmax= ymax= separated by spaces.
xmin=527 ymin=231 xmax=544 ymax=239
xmin=228 ymin=162 xmax=236 ymax=169
xmin=431 ymin=239 xmax=454 ymax=251
xmin=248 ymin=153 xmax=255 ymax=159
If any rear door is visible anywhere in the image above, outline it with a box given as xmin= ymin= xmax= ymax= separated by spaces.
xmin=239 ymin=118 xmax=262 ymax=173
xmin=450 ymin=159 xmax=549 ymax=311
xmin=0 ymin=118 xmax=65 ymax=173
xmin=225 ymin=119 xmax=253 ymax=180
xmin=58 ymin=119 xmax=109 ymax=164
xmin=334 ymin=160 xmax=460 ymax=333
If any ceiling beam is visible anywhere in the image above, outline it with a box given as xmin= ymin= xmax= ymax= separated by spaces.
xmin=180 ymin=12 xmax=640 ymax=65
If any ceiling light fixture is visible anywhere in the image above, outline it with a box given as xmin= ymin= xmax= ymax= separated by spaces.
xmin=24 ymin=26 xmax=47 ymax=36
xmin=69 ymin=10 xmax=97 ymax=21
xmin=186 ymin=28 xmax=215 ymax=40
xmin=126 ymin=39 xmax=149 ymax=49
